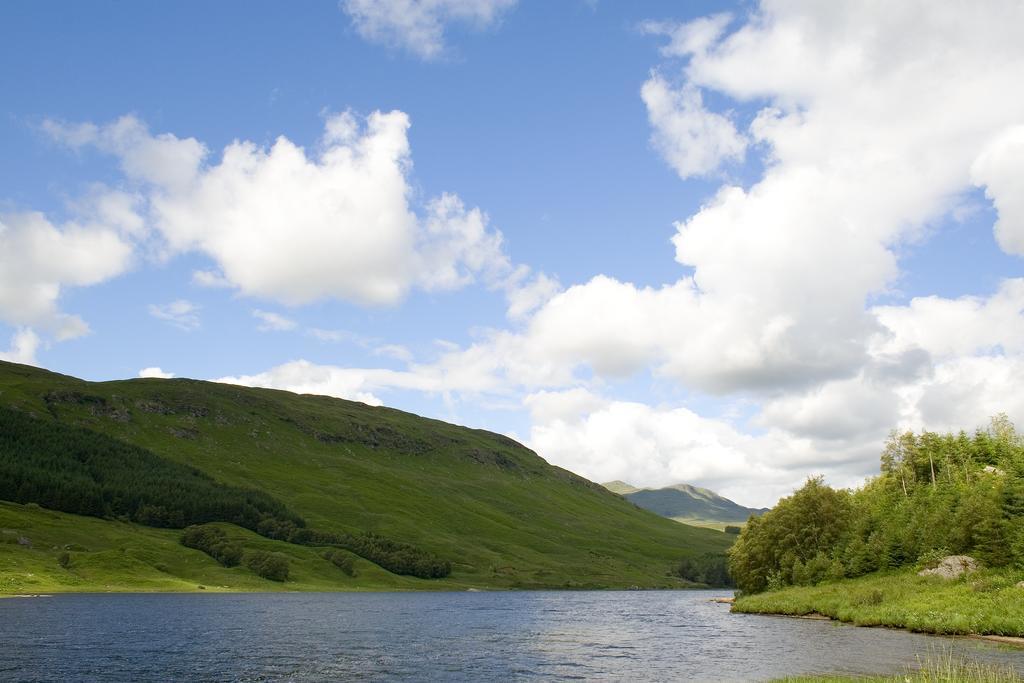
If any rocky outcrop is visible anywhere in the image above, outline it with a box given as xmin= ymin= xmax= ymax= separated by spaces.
xmin=917 ymin=555 xmax=979 ymax=579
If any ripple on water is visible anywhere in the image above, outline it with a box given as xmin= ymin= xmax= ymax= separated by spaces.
xmin=0 ymin=591 xmax=1022 ymax=682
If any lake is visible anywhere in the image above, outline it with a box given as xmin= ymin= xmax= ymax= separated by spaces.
xmin=1 ymin=590 xmax=1022 ymax=681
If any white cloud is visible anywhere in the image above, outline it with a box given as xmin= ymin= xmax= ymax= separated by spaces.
xmin=252 ymin=309 xmax=297 ymax=332
xmin=148 ymin=300 xmax=200 ymax=331
xmin=524 ymin=389 xmax=851 ymax=507
xmin=0 ymin=211 xmax=133 ymax=339
xmin=47 ymin=112 xmax=522 ymax=311
xmin=138 ymin=366 xmax=174 ymax=379
xmin=222 ymin=1 xmax=1024 ymax=506
xmin=342 ymin=0 xmax=517 ymax=59
xmin=213 ymin=333 xmax=574 ymax=416
xmin=147 ymin=110 xmax=418 ymax=306
xmin=504 ymin=268 xmax=560 ymax=321
xmin=908 ymin=355 xmax=1024 ymax=435
xmin=206 ymin=268 xmax=1024 ymax=506
xmin=43 ymin=116 xmax=205 ymax=192
xmin=641 ymin=74 xmax=746 ymax=178
xmin=640 ymin=14 xmax=731 ymax=58
xmin=374 ymin=344 xmax=414 ymax=362
xmin=307 ymin=328 xmax=361 ymax=343
xmin=971 ymin=125 xmax=1024 ymax=256
xmin=508 ymin=0 xmax=1024 ymax=398
xmin=416 ymin=193 xmax=510 ymax=290
xmin=524 ymin=388 xmax=608 ymax=424
xmin=0 ymin=329 xmax=41 ymax=366
xmin=757 ymin=376 xmax=901 ymax=443
xmin=12 ymin=1 xmax=1024 ymax=509
xmin=873 ymin=279 xmax=1024 ymax=360
xmin=191 ymin=270 xmax=232 ymax=288
xmin=70 ymin=188 xmax=147 ymax=238
xmin=339 ymin=0 xmax=1024 ymax=502
xmin=216 ymin=359 xmax=441 ymax=407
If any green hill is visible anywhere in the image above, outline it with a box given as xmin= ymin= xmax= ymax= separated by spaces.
xmin=604 ymin=481 xmax=767 ymax=529
xmin=0 ymin=360 xmax=731 ymax=593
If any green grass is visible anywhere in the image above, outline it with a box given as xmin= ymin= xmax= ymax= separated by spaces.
xmin=0 ymin=501 xmax=449 ymax=594
xmin=669 ymin=517 xmax=747 ymax=531
xmin=774 ymin=648 xmax=1021 ymax=681
xmin=0 ymin=360 xmax=732 ymax=592
xmin=734 ymin=568 xmax=1024 ymax=636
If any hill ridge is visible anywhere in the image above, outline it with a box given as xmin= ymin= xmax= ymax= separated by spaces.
xmin=0 ymin=360 xmax=731 ymax=592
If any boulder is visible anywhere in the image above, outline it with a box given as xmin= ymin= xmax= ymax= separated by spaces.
xmin=917 ymin=555 xmax=979 ymax=579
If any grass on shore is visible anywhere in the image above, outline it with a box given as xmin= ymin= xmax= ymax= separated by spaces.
xmin=774 ymin=648 xmax=1021 ymax=682
xmin=734 ymin=567 xmax=1024 ymax=637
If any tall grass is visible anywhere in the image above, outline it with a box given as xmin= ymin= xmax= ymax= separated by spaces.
xmin=775 ymin=647 xmax=1020 ymax=682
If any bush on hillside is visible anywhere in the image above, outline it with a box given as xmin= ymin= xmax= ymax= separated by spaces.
xmin=180 ymin=525 xmax=243 ymax=567
xmin=323 ymin=549 xmax=356 ymax=576
xmin=246 ymin=550 xmax=289 ymax=581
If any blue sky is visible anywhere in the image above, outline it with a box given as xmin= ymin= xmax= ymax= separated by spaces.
xmin=2 ymin=1 xmax=1023 ymax=506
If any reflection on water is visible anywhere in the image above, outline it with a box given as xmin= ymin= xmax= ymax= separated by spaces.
xmin=1 ymin=590 xmax=1022 ymax=681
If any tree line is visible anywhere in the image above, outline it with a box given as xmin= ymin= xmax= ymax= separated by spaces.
xmin=251 ymin=517 xmax=450 ymax=578
xmin=729 ymin=415 xmax=1024 ymax=593
xmin=0 ymin=405 xmax=302 ymax=531
xmin=676 ymin=552 xmax=733 ymax=587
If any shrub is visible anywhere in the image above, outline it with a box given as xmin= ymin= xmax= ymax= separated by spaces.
xmin=323 ymin=549 xmax=356 ymax=576
xmin=246 ymin=551 xmax=289 ymax=581
xmin=293 ymin=529 xmax=451 ymax=579
xmin=180 ymin=524 xmax=243 ymax=567
xmin=57 ymin=551 xmax=71 ymax=568
xmin=854 ymin=588 xmax=884 ymax=606
xmin=724 ymin=526 xmax=741 ymax=535
xmin=916 ymin=546 xmax=952 ymax=570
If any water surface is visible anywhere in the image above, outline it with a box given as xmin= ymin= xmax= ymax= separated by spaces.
xmin=1 ymin=590 xmax=1022 ymax=681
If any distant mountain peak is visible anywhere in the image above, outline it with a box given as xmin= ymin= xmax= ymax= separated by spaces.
xmin=602 ymin=480 xmax=767 ymax=528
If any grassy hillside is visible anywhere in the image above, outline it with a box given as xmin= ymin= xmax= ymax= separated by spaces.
xmin=0 ymin=360 xmax=731 ymax=592
xmin=604 ymin=480 xmax=767 ymax=529
xmin=0 ymin=501 xmax=426 ymax=594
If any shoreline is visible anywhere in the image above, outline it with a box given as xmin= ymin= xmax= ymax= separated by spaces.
xmin=733 ymin=604 xmax=1024 ymax=648
xmin=730 ymin=567 xmax=1024 ymax=646
xmin=1 ymin=585 xmax=730 ymax=599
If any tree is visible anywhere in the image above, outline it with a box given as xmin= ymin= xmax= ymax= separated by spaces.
xmin=728 ymin=477 xmax=851 ymax=593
